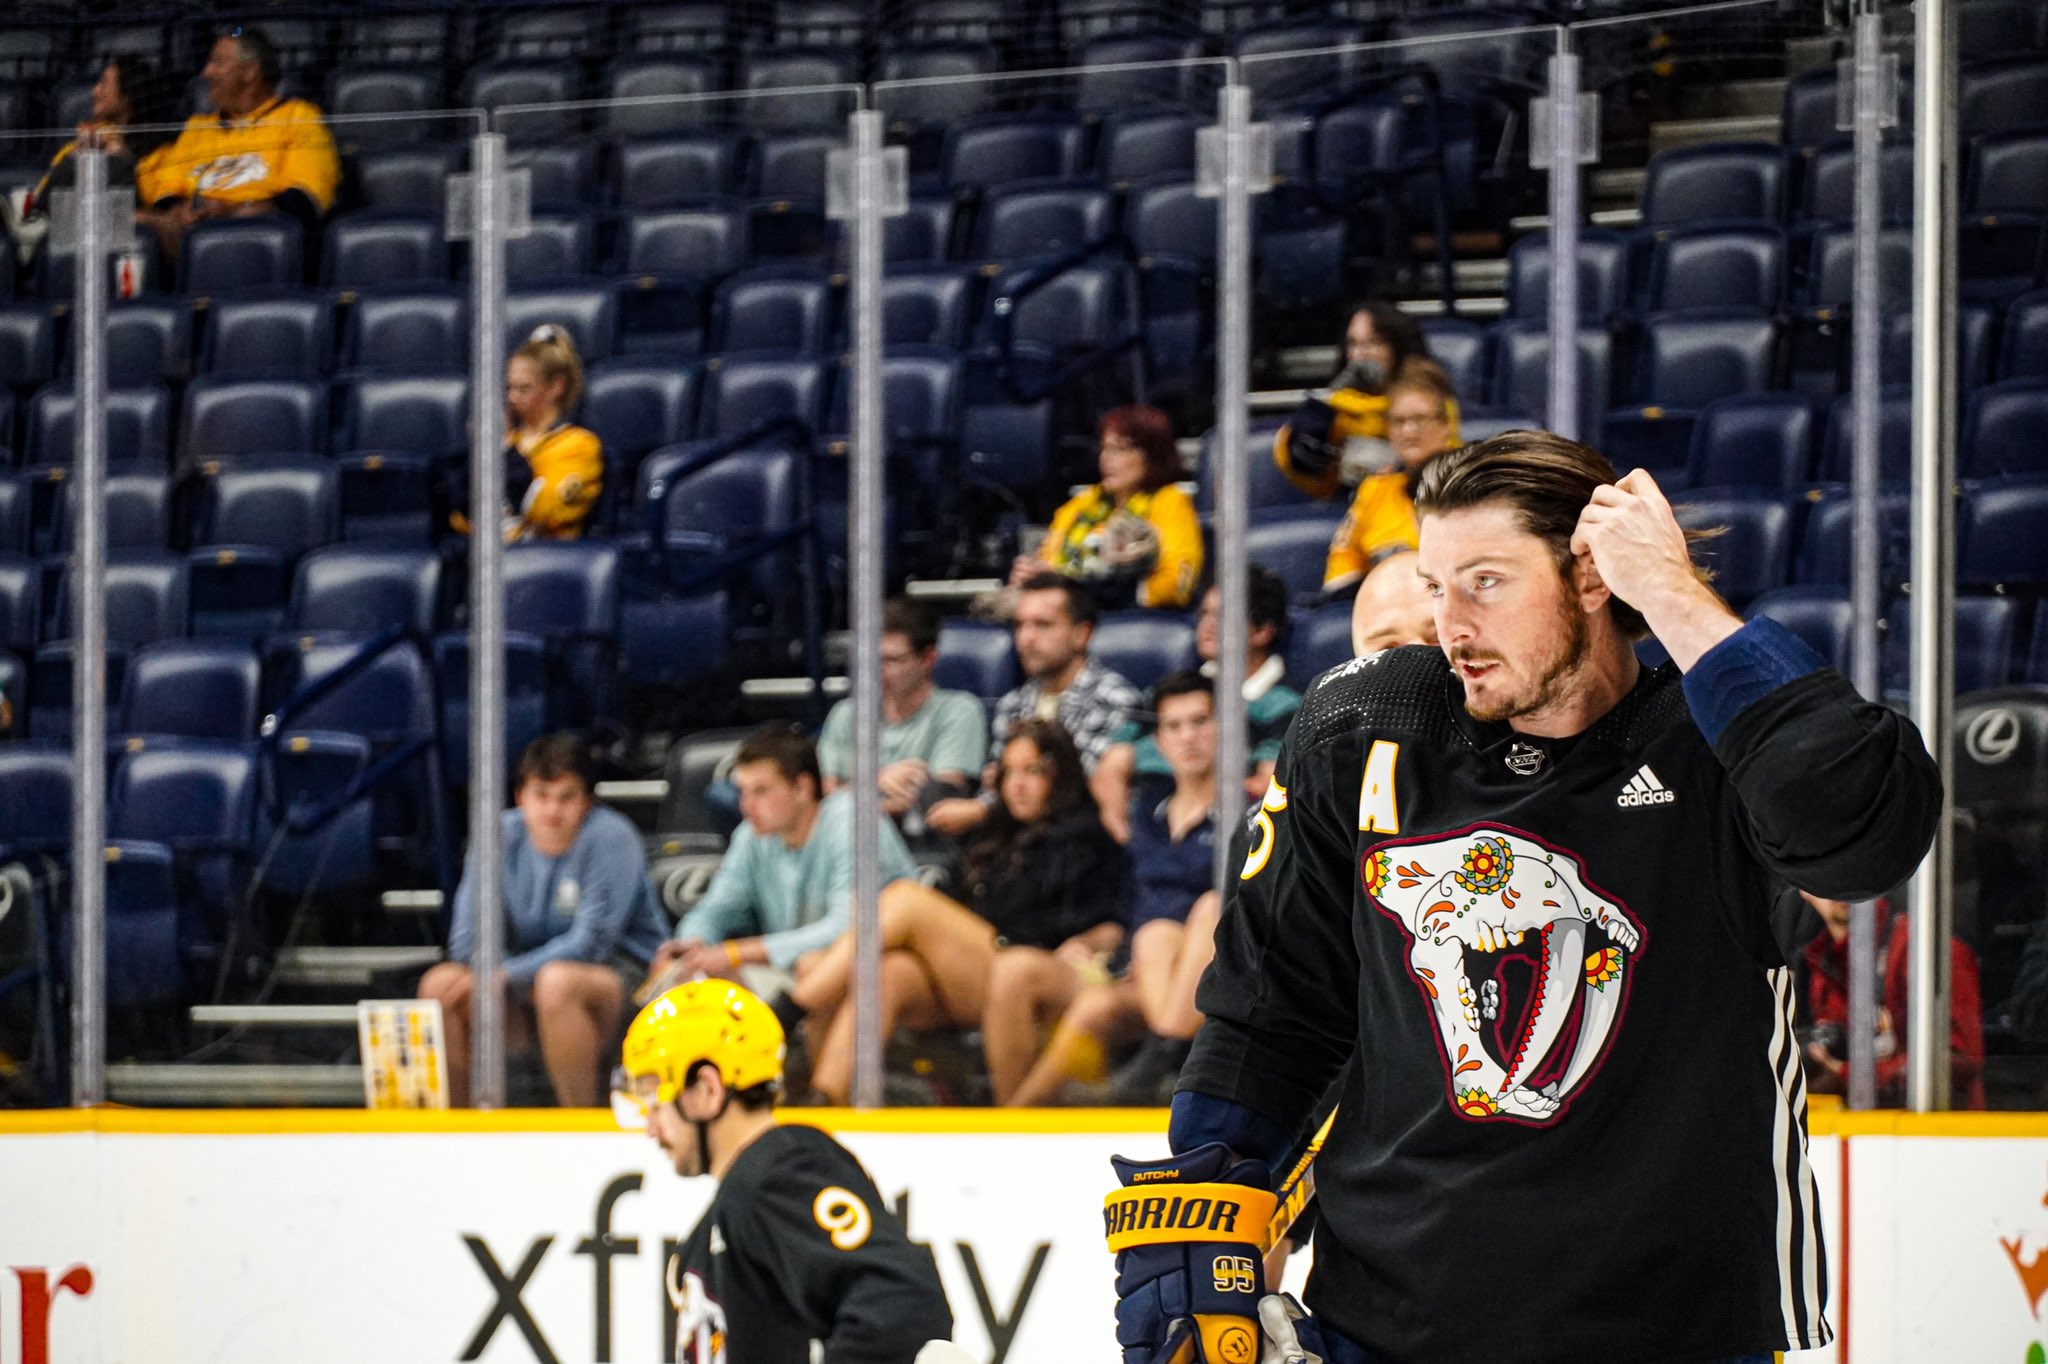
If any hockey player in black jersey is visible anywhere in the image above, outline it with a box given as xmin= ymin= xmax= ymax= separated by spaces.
xmin=614 ymin=981 xmax=958 ymax=1364
xmin=1106 ymin=431 xmax=1941 ymax=1364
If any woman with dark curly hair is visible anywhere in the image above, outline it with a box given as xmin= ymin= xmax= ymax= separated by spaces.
xmin=1274 ymin=300 xmax=1434 ymax=501
xmin=788 ymin=719 xmax=1127 ymax=1103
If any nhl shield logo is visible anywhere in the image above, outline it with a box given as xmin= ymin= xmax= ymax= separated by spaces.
xmin=1363 ymin=825 xmax=1644 ymax=1126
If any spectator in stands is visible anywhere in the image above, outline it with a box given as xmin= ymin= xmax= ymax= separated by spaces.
xmin=816 ymin=596 xmax=985 ymax=835
xmin=1092 ymin=565 xmax=1301 ymax=842
xmin=1351 ymin=550 xmax=1440 ymax=656
xmin=504 ymin=326 xmax=603 ymax=540
xmin=1321 ymin=360 xmax=1463 ymax=596
xmin=1797 ymin=891 xmax=1985 ymax=1109
xmin=650 ymin=726 xmax=916 ymax=997
xmin=1274 ymin=300 xmax=1433 ymax=501
xmin=137 ymin=26 xmax=339 ymax=261
xmin=10 ymin=57 xmax=179 ymax=266
xmin=993 ymin=673 xmax=1222 ymax=1105
xmin=1011 ymin=405 xmax=1203 ymax=611
xmin=926 ymin=574 xmax=1142 ymax=836
xmin=0 ymin=682 xmax=11 ymax=737
xmin=788 ymin=718 xmax=1126 ymax=1104
xmin=420 ymin=734 xmax=670 ymax=1108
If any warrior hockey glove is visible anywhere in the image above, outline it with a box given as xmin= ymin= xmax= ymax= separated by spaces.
xmin=1105 ymin=1142 xmax=1277 ymax=1364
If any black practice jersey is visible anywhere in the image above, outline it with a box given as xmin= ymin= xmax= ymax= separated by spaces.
xmin=1183 ymin=644 xmax=1940 ymax=1364
xmin=669 ymin=1124 xmax=952 ymax=1364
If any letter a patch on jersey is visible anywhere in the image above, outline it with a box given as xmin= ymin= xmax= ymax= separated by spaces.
xmin=1358 ymin=740 xmax=1400 ymax=835
xmin=1361 ymin=825 xmax=1645 ymax=1127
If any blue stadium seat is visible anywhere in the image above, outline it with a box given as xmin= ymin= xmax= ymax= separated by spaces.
xmin=353 ymin=143 xmax=465 ymax=213
xmin=775 ymin=1 xmax=868 ymax=46
xmin=614 ymin=132 xmax=745 ymax=207
xmin=1419 ymin=319 xmax=1489 ymax=405
xmin=491 ymin=7 xmax=601 ymax=59
xmin=898 ymin=0 xmax=1010 ymax=45
xmin=618 ymin=204 xmax=750 ymax=281
xmin=973 ymin=180 xmax=1115 ymax=259
xmin=933 ymin=617 xmax=1015 ymax=704
xmin=1286 ymin=600 xmax=1358 ymax=683
xmin=579 ymin=357 xmax=703 ymax=508
xmin=1244 ymin=509 xmax=1346 ymax=601
xmin=735 ymin=47 xmax=861 ymax=130
xmin=1961 ymin=57 xmax=2048 ymax=137
xmin=0 ymin=740 xmax=71 ymax=856
xmin=640 ymin=445 xmax=802 ymax=621
xmin=181 ymin=377 xmax=328 ymax=461
xmin=2001 ymin=290 xmax=2048 ymax=378
xmin=624 ymin=4 xmax=734 ymax=55
xmin=505 ymin=284 xmax=621 ymax=362
xmin=187 ymin=458 xmax=339 ymax=554
xmin=1959 ymin=0 xmax=2043 ymax=57
xmin=322 ymin=212 xmax=447 ymax=287
xmin=0 ymin=303 xmax=55 ymax=391
xmin=0 ymin=470 xmax=25 ymax=553
xmin=199 ymin=294 xmax=334 ymax=377
xmin=1230 ymin=22 xmax=1367 ymax=108
xmin=1095 ymin=108 xmax=1200 ymax=186
xmin=505 ymin=540 xmax=622 ymax=726
xmin=941 ymin=114 xmax=1087 ymax=193
xmin=1124 ymin=175 xmax=1215 ymax=265
xmin=1627 ymin=310 xmax=1780 ymax=406
xmin=1966 ymin=127 xmax=2048 ymax=218
xmin=102 ymin=301 xmax=192 ymax=387
xmin=107 ymin=741 xmax=256 ymax=872
xmin=1685 ymin=393 xmax=1816 ymax=491
xmin=1091 ymin=610 xmax=1197 ymax=691
xmin=287 ymin=544 xmax=442 ymax=634
xmin=51 ymin=469 xmax=172 ymax=551
xmin=179 ymin=217 xmax=305 ymax=297
xmin=1803 ymin=224 xmax=1914 ymax=309
xmin=1489 ymin=320 xmax=1612 ymax=447
xmin=324 ymin=65 xmax=442 ymax=148
xmin=879 ymin=267 xmax=977 ymax=348
xmin=1783 ymin=64 xmax=1912 ymax=151
xmin=341 ymin=287 xmax=468 ymax=372
xmin=983 ymin=260 xmax=1128 ymax=355
xmin=1960 ymin=479 xmax=2048 ymax=589
xmin=1882 ymin=305 xmax=1997 ymax=392
xmin=884 ymin=196 xmax=958 ymax=265
xmin=1797 ymin=137 xmax=1915 ymax=226
xmin=26 ymin=386 xmax=172 ymax=467
xmin=711 ymin=268 xmax=834 ymax=353
xmin=23 ymin=640 xmax=126 ymax=740
xmin=1639 ymin=142 xmax=1790 ymax=227
xmin=1818 ymin=386 xmax=1914 ymax=484
xmin=1883 ymin=594 xmax=2021 ymax=694
xmin=461 ymin=59 xmax=583 ymax=143
xmin=265 ymin=635 xmax=439 ymax=757
xmin=876 ymin=42 xmax=996 ymax=137
xmin=0 ymin=551 xmax=36 ymax=649
xmin=493 ymin=212 xmax=595 ymax=284
xmin=434 ymin=632 xmax=548 ymax=788
xmin=2032 ymin=606 xmax=2048 ymax=684
xmin=1670 ymin=493 xmax=1794 ymax=610
xmin=1504 ymin=229 xmax=1631 ymax=322
xmin=47 ymin=551 xmax=188 ymax=647
xmin=256 ymin=728 xmax=380 ymax=897
xmin=342 ymin=11 xmax=451 ymax=64
xmin=600 ymin=56 xmax=722 ymax=136
xmin=334 ymin=453 xmax=436 ymax=545
xmin=339 ymin=371 xmax=469 ymax=463
xmin=698 ymin=353 xmax=830 ymax=438
xmin=1964 ymin=379 xmax=2048 ymax=478
xmin=119 ymin=638 xmax=260 ymax=741
xmin=1196 ymin=419 xmax=1319 ymax=515
xmin=1796 ymin=487 xmax=1914 ymax=588
xmin=749 ymin=133 xmax=838 ymax=200
xmin=1745 ymin=586 xmax=1855 ymax=672
xmin=1644 ymin=225 xmax=1788 ymax=312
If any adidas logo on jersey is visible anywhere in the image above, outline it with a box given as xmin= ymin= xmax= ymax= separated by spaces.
xmin=1616 ymin=765 xmax=1675 ymax=808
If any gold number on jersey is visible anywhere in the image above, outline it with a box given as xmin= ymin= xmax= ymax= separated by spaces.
xmin=1239 ymin=778 xmax=1289 ymax=880
xmin=1211 ymin=1253 xmax=1257 ymax=1294
xmin=1358 ymin=740 xmax=1401 ymax=835
xmin=812 ymin=1186 xmax=873 ymax=1250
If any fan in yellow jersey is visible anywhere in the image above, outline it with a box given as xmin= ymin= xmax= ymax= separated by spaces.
xmin=452 ymin=326 xmax=605 ymax=541
xmin=614 ymin=982 xmax=963 ymax=1364
xmin=1011 ymin=404 xmax=1203 ymax=611
xmin=1320 ymin=361 xmax=1463 ymax=595
xmin=1272 ymin=301 xmax=1435 ymax=501
xmin=137 ymin=28 xmax=339 ymax=260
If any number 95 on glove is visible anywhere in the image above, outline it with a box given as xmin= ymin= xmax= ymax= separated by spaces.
xmin=1104 ymin=1143 xmax=1277 ymax=1364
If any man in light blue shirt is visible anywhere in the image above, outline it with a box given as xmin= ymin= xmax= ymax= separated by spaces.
xmin=653 ymin=727 xmax=916 ymax=990
xmin=421 ymin=734 xmax=669 ymax=1107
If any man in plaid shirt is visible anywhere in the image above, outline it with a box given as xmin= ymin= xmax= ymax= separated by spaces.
xmin=926 ymin=572 xmax=1142 ymax=837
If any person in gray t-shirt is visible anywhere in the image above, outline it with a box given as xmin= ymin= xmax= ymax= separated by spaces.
xmin=816 ymin=597 xmax=985 ymax=833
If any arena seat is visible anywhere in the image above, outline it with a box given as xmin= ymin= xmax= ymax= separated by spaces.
xmin=698 ymin=353 xmax=830 ymax=438
xmin=287 ymin=545 xmax=443 ymax=635
xmin=1091 ymin=611 xmax=1197 ymax=692
xmin=200 ymin=293 xmax=334 ymax=377
xmin=1684 ymin=393 xmax=1816 ymax=491
xmin=1643 ymin=225 xmax=1788 ymax=312
xmin=933 ymin=617 xmax=1016 ymax=705
xmin=711 ymin=268 xmax=835 ymax=354
xmin=341 ymin=287 xmax=469 ymax=372
xmin=1504 ymin=230 xmax=1632 ymax=322
xmin=1745 ymin=586 xmax=1854 ymax=672
xmin=613 ymin=132 xmax=745 ymax=206
xmin=101 ymin=301 xmax=192 ymax=387
xmin=119 ymin=638 xmax=261 ymax=741
xmin=972 ymin=181 xmax=1116 ymax=260
xmin=1670 ymin=492 xmax=1794 ymax=610
xmin=180 ymin=218 xmax=305 ymax=297
xmin=1639 ymin=142 xmax=1789 ymax=227
xmin=27 ymin=385 xmax=173 ymax=467
xmin=1963 ymin=379 xmax=2048 ymax=479
xmin=1244 ymin=508 xmax=1345 ymax=601
xmin=180 ymin=376 xmax=328 ymax=460
xmin=600 ymin=56 xmax=722 ymax=136
xmin=1817 ymin=386 xmax=1913 ymax=484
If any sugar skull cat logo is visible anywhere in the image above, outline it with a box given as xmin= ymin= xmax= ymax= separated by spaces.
xmin=1364 ymin=826 xmax=1644 ymax=1126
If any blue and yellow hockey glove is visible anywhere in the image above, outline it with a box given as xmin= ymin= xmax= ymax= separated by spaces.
xmin=1105 ymin=1142 xmax=1277 ymax=1364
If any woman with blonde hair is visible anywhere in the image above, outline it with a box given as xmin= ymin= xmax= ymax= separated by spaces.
xmin=1320 ymin=359 xmax=1462 ymax=595
xmin=460 ymin=325 xmax=604 ymax=541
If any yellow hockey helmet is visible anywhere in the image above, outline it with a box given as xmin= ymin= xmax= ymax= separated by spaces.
xmin=612 ymin=981 xmax=786 ymax=1129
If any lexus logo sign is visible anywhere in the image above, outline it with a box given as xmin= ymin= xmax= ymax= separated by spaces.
xmin=1965 ymin=708 xmax=2022 ymax=766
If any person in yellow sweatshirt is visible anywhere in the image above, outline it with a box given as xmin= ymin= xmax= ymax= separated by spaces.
xmin=138 ymin=27 xmax=339 ymax=260
xmin=501 ymin=326 xmax=604 ymax=541
xmin=1320 ymin=360 xmax=1462 ymax=595
xmin=1272 ymin=300 xmax=1433 ymax=501
xmin=1011 ymin=405 xmax=1202 ymax=610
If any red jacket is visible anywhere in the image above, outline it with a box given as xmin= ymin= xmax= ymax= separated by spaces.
xmin=1800 ymin=907 xmax=1985 ymax=1108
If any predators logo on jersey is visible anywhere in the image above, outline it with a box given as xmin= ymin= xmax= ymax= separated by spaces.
xmin=1363 ymin=825 xmax=1645 ymax=1126
xmin=668 ymin=1261 xmax=731 ymax=1364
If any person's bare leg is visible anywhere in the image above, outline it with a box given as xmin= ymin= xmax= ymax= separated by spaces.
xmin=532 ymin=960 xmax=628 ymax=1107
xmin=418 ymin=962 xmax=474 ymax=1107
xmin=808 ymin=950 xmax=946 ymax=1104
xmin=1129 ymin=920 xmax=1187 ymax=1036
xmin=791 ymin=881 xmax=995 ymax=1017
xmin=1007 ymin=980 xmax=1146 ymax=1106
xmin=982 ymin=947 xmax=1088 ymax=1104
xmin=1154 ymin=892 xmax=1221 ymax=1040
